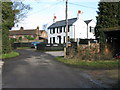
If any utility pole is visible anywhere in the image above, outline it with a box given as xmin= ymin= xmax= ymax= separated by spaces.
xmin=64 ymin=0 xmax=68 ymax=58
xmin=37 ymin=26 xmax=39 ymax=42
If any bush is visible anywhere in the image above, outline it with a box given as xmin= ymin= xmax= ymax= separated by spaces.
xmin=67 ymin=44 xmax=113 ymax=61
xmin=13 ymin=42 xmax=32 ymax=49
xmin=37 ymin=44 xmax=64 ymax=51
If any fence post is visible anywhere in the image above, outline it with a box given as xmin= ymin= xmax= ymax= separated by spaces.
xmin=64 ymin=47 xmax=67 ymax=58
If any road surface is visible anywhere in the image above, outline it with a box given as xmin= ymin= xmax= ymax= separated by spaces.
xmin=2 ymin=49 xmax=108 ymax=88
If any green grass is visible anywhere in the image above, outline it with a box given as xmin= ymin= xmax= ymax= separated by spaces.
xmin=55 ymin=56 xmax=119 ymax=69
xmin=0 ymin=51 xmax=20 ymax=59
xmin=17 ymin=47 xmax=31 ymax=49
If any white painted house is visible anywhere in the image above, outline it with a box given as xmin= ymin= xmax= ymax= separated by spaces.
xmin=47 ymin=12 xmax=96 ymax=44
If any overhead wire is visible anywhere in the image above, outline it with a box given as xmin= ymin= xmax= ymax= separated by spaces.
xmin=29 ymin=1 xmax=64 ymax=16
xmin=28 ymin=1 xmax=97 ymax=17
xmin=68 ymin=2 xmax=97 ymax=9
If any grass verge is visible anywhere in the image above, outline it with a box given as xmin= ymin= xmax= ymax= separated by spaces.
xmin=55 ymin=56 xmax=119 ymax=69
xmin=0 ymin=51 xmax=20 ymax=59
xmin=17 ymin=47 xmax=31 ymax=49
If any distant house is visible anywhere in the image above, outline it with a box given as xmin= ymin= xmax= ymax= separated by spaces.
xmin=47 ymin=11 xmax=96 ymax=44
xmin=9 ymin=27 xmax=48 ymax=42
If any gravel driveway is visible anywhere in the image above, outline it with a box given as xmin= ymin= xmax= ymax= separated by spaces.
xmin=2 ymin=49 xmax=110 ymax=88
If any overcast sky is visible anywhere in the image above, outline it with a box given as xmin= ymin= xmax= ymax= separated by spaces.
xmin=12 ymin=0 xmax=100 ymax=30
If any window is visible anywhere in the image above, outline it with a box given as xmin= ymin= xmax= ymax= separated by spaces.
xmin=50 ymin=28 xmax=55 ymax=34
xmin=90 ymin=26 xmax=94 ymax=33
xmin=63 ymin=36 xmax=70 ymax=43
xmin=64 ymin=26 xmax=70 ymax=32
xmin=64 ymin=27 xmax=66 ymax=32
xmin=50 ymin=29 xmax=52 ymax=34
xmin=53 ymin=37 xmax=55 ymax=43
xmin=90 ymin=26 xmax=92 ymax=32
xmin=53 ymin=28 xmax=55 ymax=33
xmin=68 ymin=36 xmax=70 ymax=42
xmin=58 ymin=27 xmax=62 ymax=33
xmin=64 ymin=36 xmax=66 ymax=43
xmin=68 ymin=26 xmax=70 ymax=32
xmin=50 ymin=37 xmax=52 ymax=44
xmin=39 ymin=37 xmax=44 ymax=40
xmin=57 ymin=27 xmax=59 ymax=33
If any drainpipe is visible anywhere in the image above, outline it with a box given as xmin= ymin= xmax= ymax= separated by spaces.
xmin=73 ymin=25 xmax=75 ymax=41
xmin=87 ymin=24 xmax=88 ymax=39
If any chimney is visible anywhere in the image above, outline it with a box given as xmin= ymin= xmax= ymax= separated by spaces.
xmin=77 ymin=10 xmax=82 ymax=19
xmin=37 ymin=26 xmax=39 ymax=30
xmin=20 ymin=27 xmax=24 ymax=31
xmin=53 ymin=16 xmax=57 ymax=23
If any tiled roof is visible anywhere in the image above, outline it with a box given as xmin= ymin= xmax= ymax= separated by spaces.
xmin=9 ymin=29 xmax=45 ymax=35
xmin=48 ymin=18 xmax=77 ymax=29
xmin=48 ymin=18 xmax=92 ymax=29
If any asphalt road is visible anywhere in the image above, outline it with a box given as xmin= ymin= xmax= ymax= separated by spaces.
xmin=2 ymin=49 xmax=108 ymax=88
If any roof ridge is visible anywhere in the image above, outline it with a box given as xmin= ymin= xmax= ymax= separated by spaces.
xmin=84 ymin=19 xmax=92 ymax=21
xmin=56 ymin=17 xmax=77 ymax=22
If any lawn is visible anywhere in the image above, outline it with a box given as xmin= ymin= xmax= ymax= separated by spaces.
xmin=0 ymin=51 xmax=20 ymax=59
xmin=55 ymin=56 xmax=119 ymax=69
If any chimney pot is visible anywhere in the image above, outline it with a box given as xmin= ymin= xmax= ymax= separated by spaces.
xmin=53 ymin=16 xmax=57 ymax=23
xmin=54 ymin=16 xmax=56 ymax=19
xmin=20 ymin=27 xmax=24 ymax=30
xmin=78 ymin=10 xmax=81 ymax=14
xmin=37 ymin=26 xmax=39 ymax=30
xmin=77 ymin=10 xmax=82 ymax=19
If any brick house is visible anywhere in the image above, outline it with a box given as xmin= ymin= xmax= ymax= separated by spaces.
xmin=9 ymin=27 xmax=48 ymax=43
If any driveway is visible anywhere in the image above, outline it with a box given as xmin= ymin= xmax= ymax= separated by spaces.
xmin=45 ymin=51 xmax=64 ymax=57
xmin=2 ymin=49 xmax=109 ymax=88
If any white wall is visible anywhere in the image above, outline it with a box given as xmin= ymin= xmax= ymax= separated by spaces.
xmin=87 ymin=20 xmax=96 ymax=39
xmin=47 ymin=19 xmax=96 ymax=44
xmin=73 ymin=19 xmax=87 ymax=39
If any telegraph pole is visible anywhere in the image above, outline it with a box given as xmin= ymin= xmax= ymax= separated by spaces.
xmin=64 ymin=0 xmax=68 ymax=58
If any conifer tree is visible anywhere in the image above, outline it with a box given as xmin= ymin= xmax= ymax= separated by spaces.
xmin=95 ymin=2 xmax=119 ymax=43
xmin=96 ymin=2 xmax=119 ymax=29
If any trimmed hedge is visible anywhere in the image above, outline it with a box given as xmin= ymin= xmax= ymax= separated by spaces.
xmin=13 ymin=43 xmax=32 ymax=49
xmin=45 ymin=46 xmax=64 ymax=51
xmin=37 ymin=43 xmax=64 ymax=51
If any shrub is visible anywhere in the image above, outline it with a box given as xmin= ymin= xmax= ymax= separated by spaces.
xmin=67 ymin=44 xmax=113 ymax=61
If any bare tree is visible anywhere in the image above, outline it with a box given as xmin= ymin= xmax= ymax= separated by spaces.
xmin=42 ymin=24 xmax=48 ymax=30
xmin=12 ymin=0 xmax=32 ymax=24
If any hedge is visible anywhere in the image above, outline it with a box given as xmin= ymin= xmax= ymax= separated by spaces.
xmin=37 ymin=43 xmax=64 ymax=51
